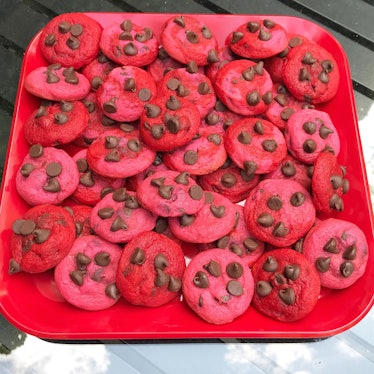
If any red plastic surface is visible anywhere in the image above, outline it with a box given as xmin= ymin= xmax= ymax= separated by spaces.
xmin=0 ymin=13 xmax=373 ymax=340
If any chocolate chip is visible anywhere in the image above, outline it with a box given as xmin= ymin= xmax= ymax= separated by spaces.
xmin=278 ymin=288 xmax=295 ymax=305
xmin=217 ymin=236 xmax=230 ymax=248
xmin=193 ymin=271 xmax=209 ymax=288
xmin=173 ymin=16 xmax=185 ymax=27
xmin=242 ymin=67 xmax=255 ymax=81
xmin=210 ymin=205 xmax=225 ymax=218
xmin=299 ymin=68 xmax=310 ymax=81
xmin=70 ymin=23 xmax=83 ymax=36
xmin=204 ymin=191 xmax=215 ymax=204
xmin=17 ymin=219 xmax=36 ymax=235
xmin=45 ymin=34 xmax=56 ymax=46
xmin=316 ymin=257 xmax=331 ymax=272
xmin=46 ymin=162 xmax=62 ymax=177
xmin=158 ymin=185 xmax=174 ymax=199
xmin=204 ymin=260 xmax=221 ymax=277
xmin=127 ymin=139 xmax=141 ymax=152
xmin=284 ymin=264 xmax=300 ymax=281
xmin=154 ymin=253 xmax=169 ymax=269
xmin=243 ymin=237 xmax=258 ymax=253
xmin=189 ymin=185 xmax=203 ymax=200
xmin=340 ymin=261 xmax=354 ymax=277
xmin=319 ymin=125 xmax=334 ymax=139
xmin=168 ymin=277 xmax=182 ymax=292
xmin=94 ymin=251 xmax=110 ymax=266
xmin=257 ymin=212 xmax=274 ymax=228
xmin=20 ymin=163 xmax=34 ymax=177
xmin=154 ymin=217 xmax=168 ymax=233
xmin=121 ymin=19 xmax=132 ymax=32
xmin=254 ymin=61 xmax=264 ymax=76
xmin=238 ymin=131 xmax=252 ymax=144
xmin=253 ymin=121 xmax=264 ymax=135
xmin=303 ymin=121 xmax=316 ymax=134
xmin=98 ymin=207 xmax=115 ymax=219
xmin=124 ymin=42 xmax=138 ymax=56
xmin=135 ymin=32 xmax=147 ymax=43
xmin=201 ymin=25 xmax=212 ymax=39
xmin=184 ymin=150 xmax=198 ymax=165
xmin=103 ymin=99 xmax=117 ymax=113
xmin=330 ymin=175 xmax=343 ymax=189
xmin=110 ymin=216 xmax=128 ymax=232
xmin=321 ymin=59 xmax=334 ymax=72
xmin=151 ymin=177 xmax=165 ymax=187
xmin=186 ymin=31 xmax=199 ymax=44
xmin=280 ymin=107 xmax=294 ymax=121
xmin=343 ymin=245 xmax=357 ymax=260
xmin=262 ymin=91 xmax=273 ymax=105
xmin=207 ymin=49 xmax=219 ymax=63
xmin=66 ymin=35 xmax=81 ymax=50
xmin=124 ymin=78 xmax=136 ymax=91
xmin=151 ymin=124 xmax=165 ymax=139
xmin=267 ymin=195 xmax=283 ymax=211
xmin=318 ymin=71 xmax=330 ymax=83
xmin=30 ymin=144 xmax=43 ymax=158
xmin=166 ymin=95 xmax=181 ymax=110
xmin=46 ymin=71 xmax=60 ymax=84
xmin=329 ymin=194 xmax=344 ymax=211
xmin=207 ymin=133 xmax=222 ymax=145
xmin=221 ymin=173 xmax=237 ymax=188
xmin=130 ymin=248 xmax=146 ymax=265
xmin=247 ymin=21 xmax=260 ymax=33
xmin=275 ymin=93 xmax=287 ymax=107
xmin=70 ymin=270 xmax=86 ymax=286
xmin=43 ymin=178 xmax=61 ymax=192
xmin=119 ymin=31 xmax=133 ymax=40
xmin=112 ymin=188 xmax=127 ymax=202
xmin=256 ymin=281 xmax=272 ymax=297
xmin=105 ymin=149 xmax=121 ymax=162
xmin=226 ymin=262 xmax=243 ymax=279
xmin=186 ymin=61 xmax=199 ymax=74
xmin=167 ymin=78 xmax=181 ymax=91
xmin=205 ymin=112 xmax=219 ymax=126
xmin=105 ymin=135 xmax=120 ymax=149
xmin=198 ymin=82 xmax=210 ymax=95
xmin=290 ymin=192 xmax=305 ymax=207
xmin=231 ymin=31 xmax=243 ymax=43
xmin=101 ymin=187 xmax=114 ymax=199
xmin=76 ymin=253 xmax=92 ymax=270
xmin=262 ymin=139 xmax=277 ymax=152
xmin=323 ymin=238 xmax=339 ymax=254
xmin=259 ymin=27 xmax=272 ymax=41
xmin=175 ymin=171 xmax=190 ymax=185
xmin=263 ymin=256 xmax=278 ymax=272
xmin=106 ymin=284 xmax=120 ymax=300
xmin=138 ymin=88 xmax=152 ymax=102
xmin=179 ymin=213 xmax=195 ymax=227
xmin=246 ymin=90 xmax=260 ymax=106
xmin=226 ymin=280 xmax=243 ymax=296
xmin=145 ymin=104 xmax=161 ymax=118
xmin=302 ymin=51 xmax=316 ymax=65
xmin=273 ymin=222 xmax=289 ymax=237
xmin=281 ymin=161 xmax=296 ymax=177
xmin=154 ymin=268 xmax=170 ymax=287
xmin=303 ymin=139 xmax=317 ymax=153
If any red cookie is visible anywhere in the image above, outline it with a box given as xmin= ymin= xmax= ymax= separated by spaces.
xmin=157 ymin=66 xmax=216 ymax=118
xmin=228 ymin=18 xmax=288 ymax=59
xmin=224 ymin=117 xmax=287 ymax=177
xmin=168 ymin=191 xmax=237 ymax=243
xmin=251 ymin=248 xmax=321 ymax=322
xmin=86 ymin=126 xmax=156 ymax=179
xmin=182 ymin=248 xmax=254 ymax=324
xmin=39 ymin=13 xmax=102 ymax=69
xmin=160 ymin=15 xmax=219 ymax=66
xmin=311 ymin=151 xmax=350 ymax=213
xmin=24 ymin=64 xmax=91 ymax=101
xmin=285 ymin=108 xmax=341 ymax=165
xmin=116 ymin=231 xmax=186 ymax=307
xmin=72 ymin=148 xmax=125 ymax=206
xmin=244 ymin=179 xmax=316 ymax=247
xmin=302 ymin=218 xmax=369 ymax=289
xmin=139 ymin=94 xmax=200 ymax=152
xmin=90 ymin=188 xmax=157 ymax=244
xmin=54 ymin=235 xmax=122 ymax=311
xmin=64 ymin=204 xmax=93 ymax=237
xmin=282 ymin=42 xmax=340 ymax=104
xmin=96 ymin=66 xmax=157 ymax=122
xmin=9 ymin=204 xmax=76 ymax=274
xmin=15 ymin=144 xmax=79 ymax=206
xmin=136 ymin=170 xmax=205 ymax=217
xmin=24 ymin=101 xmax=89 ymax=147
xmin=214 ymin=59 xmax=273 ymax=116
xmin=197 ymin=157 xmax=260 ymax=203
xmin=100 ymin=19 xmax=158 ymax=67
xmin=162 ymin=128 xmax=227 ymax=176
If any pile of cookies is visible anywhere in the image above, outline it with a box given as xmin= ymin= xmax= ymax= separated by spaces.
xmin=8 ymin=13 xmax=369 ymax=325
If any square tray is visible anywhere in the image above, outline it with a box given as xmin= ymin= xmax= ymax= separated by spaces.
xmin=0 ymin=13 xmax=373 ymax=340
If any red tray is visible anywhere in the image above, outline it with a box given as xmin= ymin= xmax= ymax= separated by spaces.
xmin=0 ymin=13 xmax=373 ymax=340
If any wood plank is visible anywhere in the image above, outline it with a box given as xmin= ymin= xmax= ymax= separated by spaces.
xmin=0 ymin=109 xmax=12 ymax=168
xmin=121 ymin=0 xmax=214 ymax=13
xmin=35 ymin=0 xmax=125 ymax=13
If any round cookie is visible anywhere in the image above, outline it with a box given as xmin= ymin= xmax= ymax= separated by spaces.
xmin=302 ymin=218 xmax=369 ymax=289
xmin=99 ymin=19 xmax=158 ymax=67
xmin=54 ymin=235 xmax=122 ymax=311
xmin=116 ymin=231 xmax=186 ymax=307
xmin=90 ymin=188 xmax=157 ymax=244
xmin=251 ymin=248 xmax=321 ymax=322
xmin=214 ymin=59 xmax=273 ymax=116
xmin=24 ymin=100 xmax=89 ymax=147
xmin=282 ymin=42 xmax=340 ymax=104
xmin=197 ymin=157 xmax=260 ymax=203
xmin=96 ymin=65 xmax=157 ymax=122
xmin=139 ymin=94 xmax=201 ymax=152
xmin=136 ymin=170 xmax=205 ymax=217
xmin=86 ymin=126 xmax=156 ymax=179
xmin=39 ymin=13 xmax=102 ymax=69
xmin=24 ymin=64 xmax=91 ymax=101
xmin=224 ymin=117 xmax=287 ymax=177
xmin=72 ymin=148 xmax=125 ymax=206
xmin=9 ymin=204 xmax=76 ymax=274
xmin=244 ymin=179 xmax=316 ymax=247
xmin=182 ymin=248 xmax=254 ymax=324
xmin=311 ymin=151 xmax=350 ymax=213
xmin=15 ymin=144 xmax=79 ymax=206
xmin=228 ymin=18 xmax=288 ymax=59
xmin=285 ymin=108 xmax=340 ymax=165
xmin=160 ymin=15 xmax=219 ymax=66
xmin=162 ymin=128 xmax=227 ymax=176
xmin=168 ymin=191 xmax=237 ymax=243
xmin=157 ymin=65 xmax=216 ymax=118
